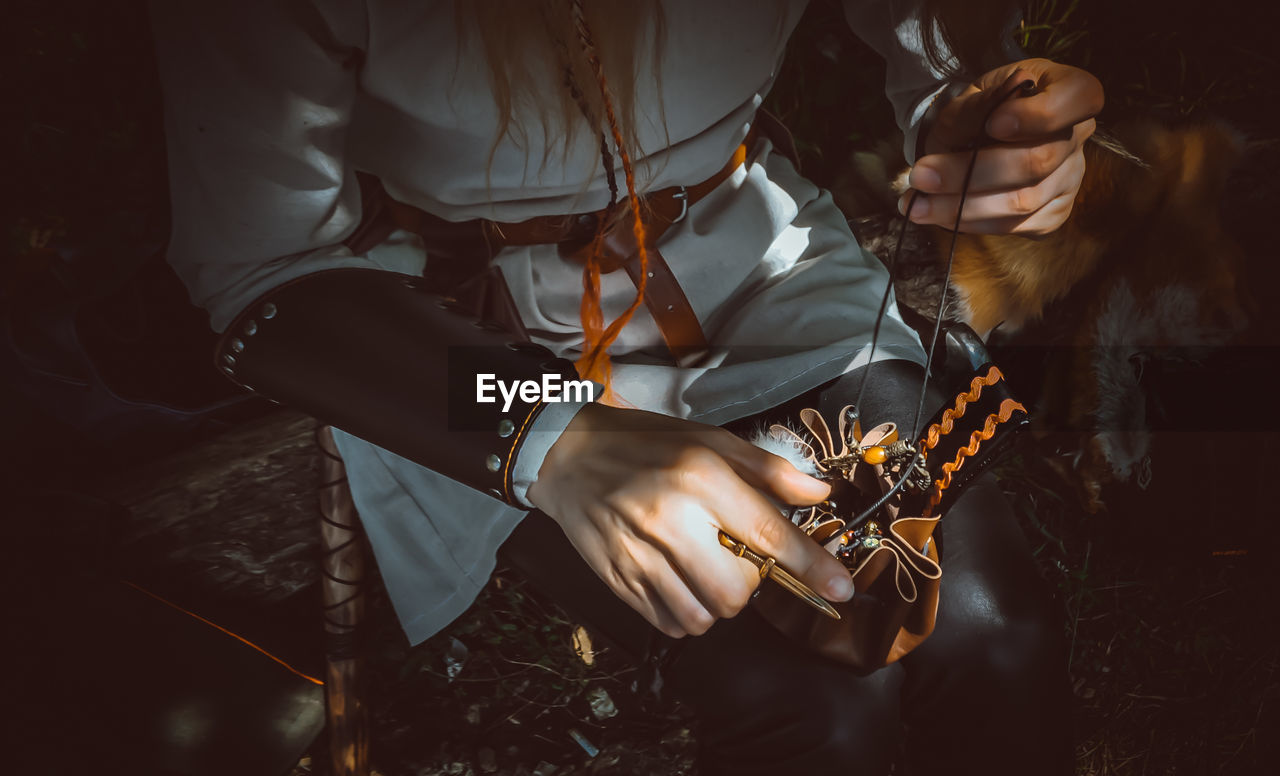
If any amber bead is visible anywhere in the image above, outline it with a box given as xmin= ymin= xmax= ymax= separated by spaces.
xmin=861 ymin=446 xmax=888 ymax=465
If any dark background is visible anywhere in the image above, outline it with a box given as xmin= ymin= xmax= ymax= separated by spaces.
xmin=4 ymin=1 xmax=1279 ymax=774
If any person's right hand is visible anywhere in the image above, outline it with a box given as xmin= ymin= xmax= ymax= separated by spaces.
xmin=526 ymin=403 xmax=854 ymax=638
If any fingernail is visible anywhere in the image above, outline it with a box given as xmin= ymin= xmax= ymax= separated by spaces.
xmin=798 ymin=476 xmax=829 ymax=501
xmin=909 ymin=165 xmax=941 ymax=192
xmin=826 ymin=574 xmax=854 ymax=602
xmin=987 ymin=113 xmax=1019 ymax=138
xmin=897 ymin=193 xmax=929 ymax=218
xmin=900 ymin=194 xmax=930 ymax=221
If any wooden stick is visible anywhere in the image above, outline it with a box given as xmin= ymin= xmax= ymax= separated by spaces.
xmin=316 ymin=426 xmax=371 ymax=776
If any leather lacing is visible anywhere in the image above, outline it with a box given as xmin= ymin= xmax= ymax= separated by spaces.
xmin=317 ymin=425 xmax=366 ymax=662
xmin=845 ymin=73 xmax=1038 ymax=531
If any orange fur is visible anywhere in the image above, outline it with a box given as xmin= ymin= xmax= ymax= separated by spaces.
xmin=942 ymin=119 xmax=1246 ymax=338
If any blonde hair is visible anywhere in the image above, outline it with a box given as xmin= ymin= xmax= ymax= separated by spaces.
xmin=457 ymin=0 xmax=670 ymax=388
xmin=456 ymin=0 xmax=665 ymax=170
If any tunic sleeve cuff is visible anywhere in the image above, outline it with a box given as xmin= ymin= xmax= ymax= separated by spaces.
xmin=509 ymin=387 xmax=601 ymax=508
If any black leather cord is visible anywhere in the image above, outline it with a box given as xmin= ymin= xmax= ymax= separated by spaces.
xmin=846 ymin=76 xmax=1036 ymax=531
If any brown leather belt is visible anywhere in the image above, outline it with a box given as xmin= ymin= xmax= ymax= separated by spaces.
xmin=346 ymin=115 xmax=797 ymax=366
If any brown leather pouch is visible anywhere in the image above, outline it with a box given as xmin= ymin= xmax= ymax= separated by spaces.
xmin=751 ymin=333 xmax=1029 ymax=673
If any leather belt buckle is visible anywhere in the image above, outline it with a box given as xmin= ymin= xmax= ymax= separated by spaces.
xmin=670 ymin=185 xmax=690 ymax=224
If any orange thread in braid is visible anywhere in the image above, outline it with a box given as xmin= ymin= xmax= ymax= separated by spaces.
xmin=923 ymin=398 xmax=1026 ymax=516
xmin=921 ymin=366 xmax=1005 ymax=451
xmin=571 ymin=1 xmax=649 ymax=391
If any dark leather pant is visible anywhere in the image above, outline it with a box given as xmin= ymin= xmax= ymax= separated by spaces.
xmin=499 ymin=361 xmax=1074 ymax=775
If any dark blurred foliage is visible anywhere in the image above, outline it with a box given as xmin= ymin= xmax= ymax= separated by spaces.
xmin=3 ymin=0 xmax=168 ymax=292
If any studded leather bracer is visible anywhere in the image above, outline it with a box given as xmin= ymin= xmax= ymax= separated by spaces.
xmin=214 ymin=267 xmax=580 ymax=507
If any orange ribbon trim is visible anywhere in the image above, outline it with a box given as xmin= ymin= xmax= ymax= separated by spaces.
xmin=923 ymin=397 xmax=1026 ymax=516
xmin=922 ymin=365 xmax=1006 ymax=452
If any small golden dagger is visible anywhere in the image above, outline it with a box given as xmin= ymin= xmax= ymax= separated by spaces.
xmin=718 ymin=531 xmax=842 ymax=620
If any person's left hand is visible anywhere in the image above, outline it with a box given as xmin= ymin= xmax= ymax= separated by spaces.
xmin=899 ymin=58 xmax=1104 ymax=236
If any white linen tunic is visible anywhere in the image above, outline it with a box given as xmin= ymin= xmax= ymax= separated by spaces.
xmin=152 ymin=0 xmax=952 ymax=644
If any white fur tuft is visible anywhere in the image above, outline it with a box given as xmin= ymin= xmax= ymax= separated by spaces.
xmin=746 ymin=423 xmax=819 ymax=477
xmin=890 ymin=167 xmax=912 ymax=196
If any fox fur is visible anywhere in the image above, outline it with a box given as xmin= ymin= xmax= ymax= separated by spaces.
xmin=940 ymin=118 xmax=1247 ymax=339
xmin=838 ymin=118 xmax=1251 ymax=510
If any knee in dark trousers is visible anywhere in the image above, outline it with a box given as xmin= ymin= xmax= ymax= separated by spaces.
xmin=898 ymin=477 xmax=1074 ymax=775
xmin=899 ymin=595 xmax=1072 ymax=775
xmin=906 ymin=578 xmax=1067 ymax=715
xmin=671 ymin=609 xmax=906 ymax=776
